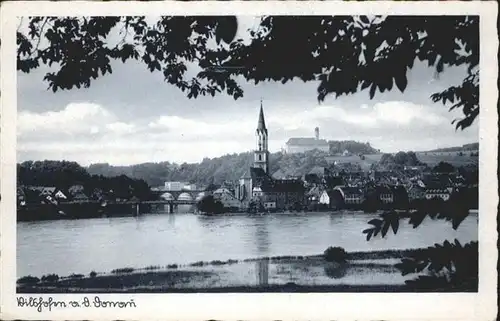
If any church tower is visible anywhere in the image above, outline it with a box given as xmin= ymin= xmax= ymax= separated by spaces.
xmin=254 ymin=100 xmax=270 ymax=174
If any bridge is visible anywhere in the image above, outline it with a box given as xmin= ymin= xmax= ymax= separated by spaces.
xmin=149 ymin=188 xmax=208 ymax=201
xmin=124 ymin=199 xmax=197 ymax=214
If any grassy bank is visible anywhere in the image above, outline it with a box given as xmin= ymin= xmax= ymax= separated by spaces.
xmin=19 ymin=284 xmax=415 ymax=293
xmin=17 ymin=248 xmax=426 ymax=293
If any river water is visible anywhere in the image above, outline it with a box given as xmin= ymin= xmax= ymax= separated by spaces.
xmin=17 ymin=211 xmax=478 ymax=278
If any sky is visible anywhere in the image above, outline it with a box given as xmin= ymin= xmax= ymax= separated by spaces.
xmin=17 ymin=16 xmax=478 ymax=166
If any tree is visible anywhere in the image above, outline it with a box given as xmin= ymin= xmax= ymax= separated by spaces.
xmin=196 ymin=195 xmax=224 ymax=214
xmin=434 ymin=161 xmax=455 ymax=174
xmin=362 ymin=189 xmax=477 ymax=291
xmin=247 ymin=199 xmax=265 ymax=213
xmin=18 ymin=15 xmax=478 ymax=130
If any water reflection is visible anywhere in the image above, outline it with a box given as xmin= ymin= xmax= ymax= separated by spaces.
xmin=17 ymin=212 xmax=478 ymax=278
xmin=324 ymin=262 xmax=348 ymax=279
xmin=255 ymin=217 xmax=270 ymax=286
xmin=168 ymin=213 xmax=176 ymax=226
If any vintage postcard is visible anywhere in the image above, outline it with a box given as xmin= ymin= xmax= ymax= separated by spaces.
xmin=0 ymin=1 xmax=498 ymax=320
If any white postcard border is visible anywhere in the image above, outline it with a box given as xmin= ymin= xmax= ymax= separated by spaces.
xmin=1 ymin=1 xmax=498 ymax=320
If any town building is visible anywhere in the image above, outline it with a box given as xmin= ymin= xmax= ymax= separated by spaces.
xmin=40 ymin=187 xmax=56 ymax=197
xmin=164 ymin=181 xmax=197 ymax=191
xmin=334 ymin=186 xmax=365 ymax=205
xmin=17 ymin=187 xmax=27 ymax=206
xmin=319 ymin=189 xmax=343 ymax=209
xmin=378 ymin=185 xmax=394 ymax=204
xmin=306 ymin=186 xmax=322 ymax=205
xmin=425 ymin=187 xmax=453 ymax=201
xmin=213 ymin=187 xmax=241 ymax=209
xmin=407 ymin=183 xmax=426 ymax=201
xmin=285 ymin=127 xmax=330 ymax=154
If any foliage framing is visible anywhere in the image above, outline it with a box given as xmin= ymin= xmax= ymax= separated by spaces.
xmin=17 ymin=15 xmax=478 ymax=129
xmin=17 ymin=15 xmax=480 ymax=291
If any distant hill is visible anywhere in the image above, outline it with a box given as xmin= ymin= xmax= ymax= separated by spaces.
xmin=425 ymin=142 xmax=479 ymax=152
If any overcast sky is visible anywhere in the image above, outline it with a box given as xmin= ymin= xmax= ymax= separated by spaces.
xmin=17 ymin=16 xmax=478 ymax=166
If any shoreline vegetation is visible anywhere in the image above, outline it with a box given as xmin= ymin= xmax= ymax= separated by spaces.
xmin=16 ymin=248 xmax=477 ymax=293
xmin=17 ymin=205 xmax=478 ymax=222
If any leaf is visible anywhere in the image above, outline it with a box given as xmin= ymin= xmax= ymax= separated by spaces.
xmin=360 ymin=16 xmax=370 ymax=25
xmin=368 ymin=219 xmax=382 ymax=227
xmin=409 ymin=211 xmax=426 ymax=228
xmin=452 ymin=213 xmax=468 ymax=230
xmin=394 ymin=72 xmax=407 ymax=92
xmin=216 ymin=16 xmax=238 ymax=44
xmin=390 ymin=217 xmax=399 ymax=234
xmin=369 ymin=84 xmax=376 ymax=99
xmin=362 ymin=228 xmax=372 ymax=234
xmin=360 ymin=81 xmax=370 ymax=90
xmin=381 ymin=221 xmax=390 ymax=237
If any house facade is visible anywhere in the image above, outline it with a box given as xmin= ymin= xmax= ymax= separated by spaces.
xmin=425 ymin=188 xmax=453 ymax=201
xmin=407 ymin=184 xmax=426 ymax=201
xmin=335 ymin=186 xmax=365 ymax=205
xmin=378 ymin=186 xmax=394 ymax=204
xmin=213 ymin=188 xmax=241 ymax=209
xmin=319 ymin=189 xmax=343 ymax=209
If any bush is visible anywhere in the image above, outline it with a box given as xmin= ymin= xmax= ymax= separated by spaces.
xmin=41 ymin=274 xmax=59 ymax=283
xmin=111 ymin=267 xmax=134 ymax=274
xmin=197 ymin=195 xmax=224 ymax=214
xmin=17 ymin=275 xmax=40 ymax=285
xmin=89 ymin=271 xmax=97 ymax=278
xmin=190 ymin=261 xmax=205 ymax=267
xmin=323 ymin=246 xmax=348 ymax=263
xmin=68 ymin=273 xmax=84 ymax=279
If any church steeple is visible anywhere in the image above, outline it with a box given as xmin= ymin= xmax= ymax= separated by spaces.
xmin=257 ymin=100 xmax=267 ymax=134
xmin=254 ymin=99 xmax=269 ymax=174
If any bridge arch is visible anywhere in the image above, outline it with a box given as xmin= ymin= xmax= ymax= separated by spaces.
xmin=152 ymin=188 xmax=206 ymax=201
xmin=160 ymin=192 xmax=175 ymax=200
xmin=177 ymin=192 xmax=194 ymax=201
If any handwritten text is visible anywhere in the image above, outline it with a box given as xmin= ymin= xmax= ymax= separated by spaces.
xmin=17 ymin=296 xmax=137 ymax=312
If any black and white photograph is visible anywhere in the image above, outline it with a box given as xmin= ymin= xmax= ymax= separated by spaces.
xmin=0 ymin=1 xmax=498 ymax=320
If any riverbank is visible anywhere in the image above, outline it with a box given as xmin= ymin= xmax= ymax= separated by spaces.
xmin=17 ymin=249 xmax=474 ymax=293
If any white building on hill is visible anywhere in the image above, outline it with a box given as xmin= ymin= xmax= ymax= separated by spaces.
xmin=285 ymin=127 xmax=330 ymax=154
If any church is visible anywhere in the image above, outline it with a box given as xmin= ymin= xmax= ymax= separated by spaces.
xmin=235 ymin=101 xmax=306 ymax=211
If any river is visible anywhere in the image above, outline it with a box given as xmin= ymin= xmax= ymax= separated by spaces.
xmin=17 ymin=210 xmax=478 ymax=278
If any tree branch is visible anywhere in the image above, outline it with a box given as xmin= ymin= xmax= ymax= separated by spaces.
xmin=28 ymin=17 xmax=48 ymax=58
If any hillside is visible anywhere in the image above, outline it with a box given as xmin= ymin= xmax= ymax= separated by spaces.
xmin=87 ymin=150 xmax=333 ymax=187
xmin=426 ymin=142 xmax=479 ymax=153
xmin=85 ymin=140 xmax=379 ymax=187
